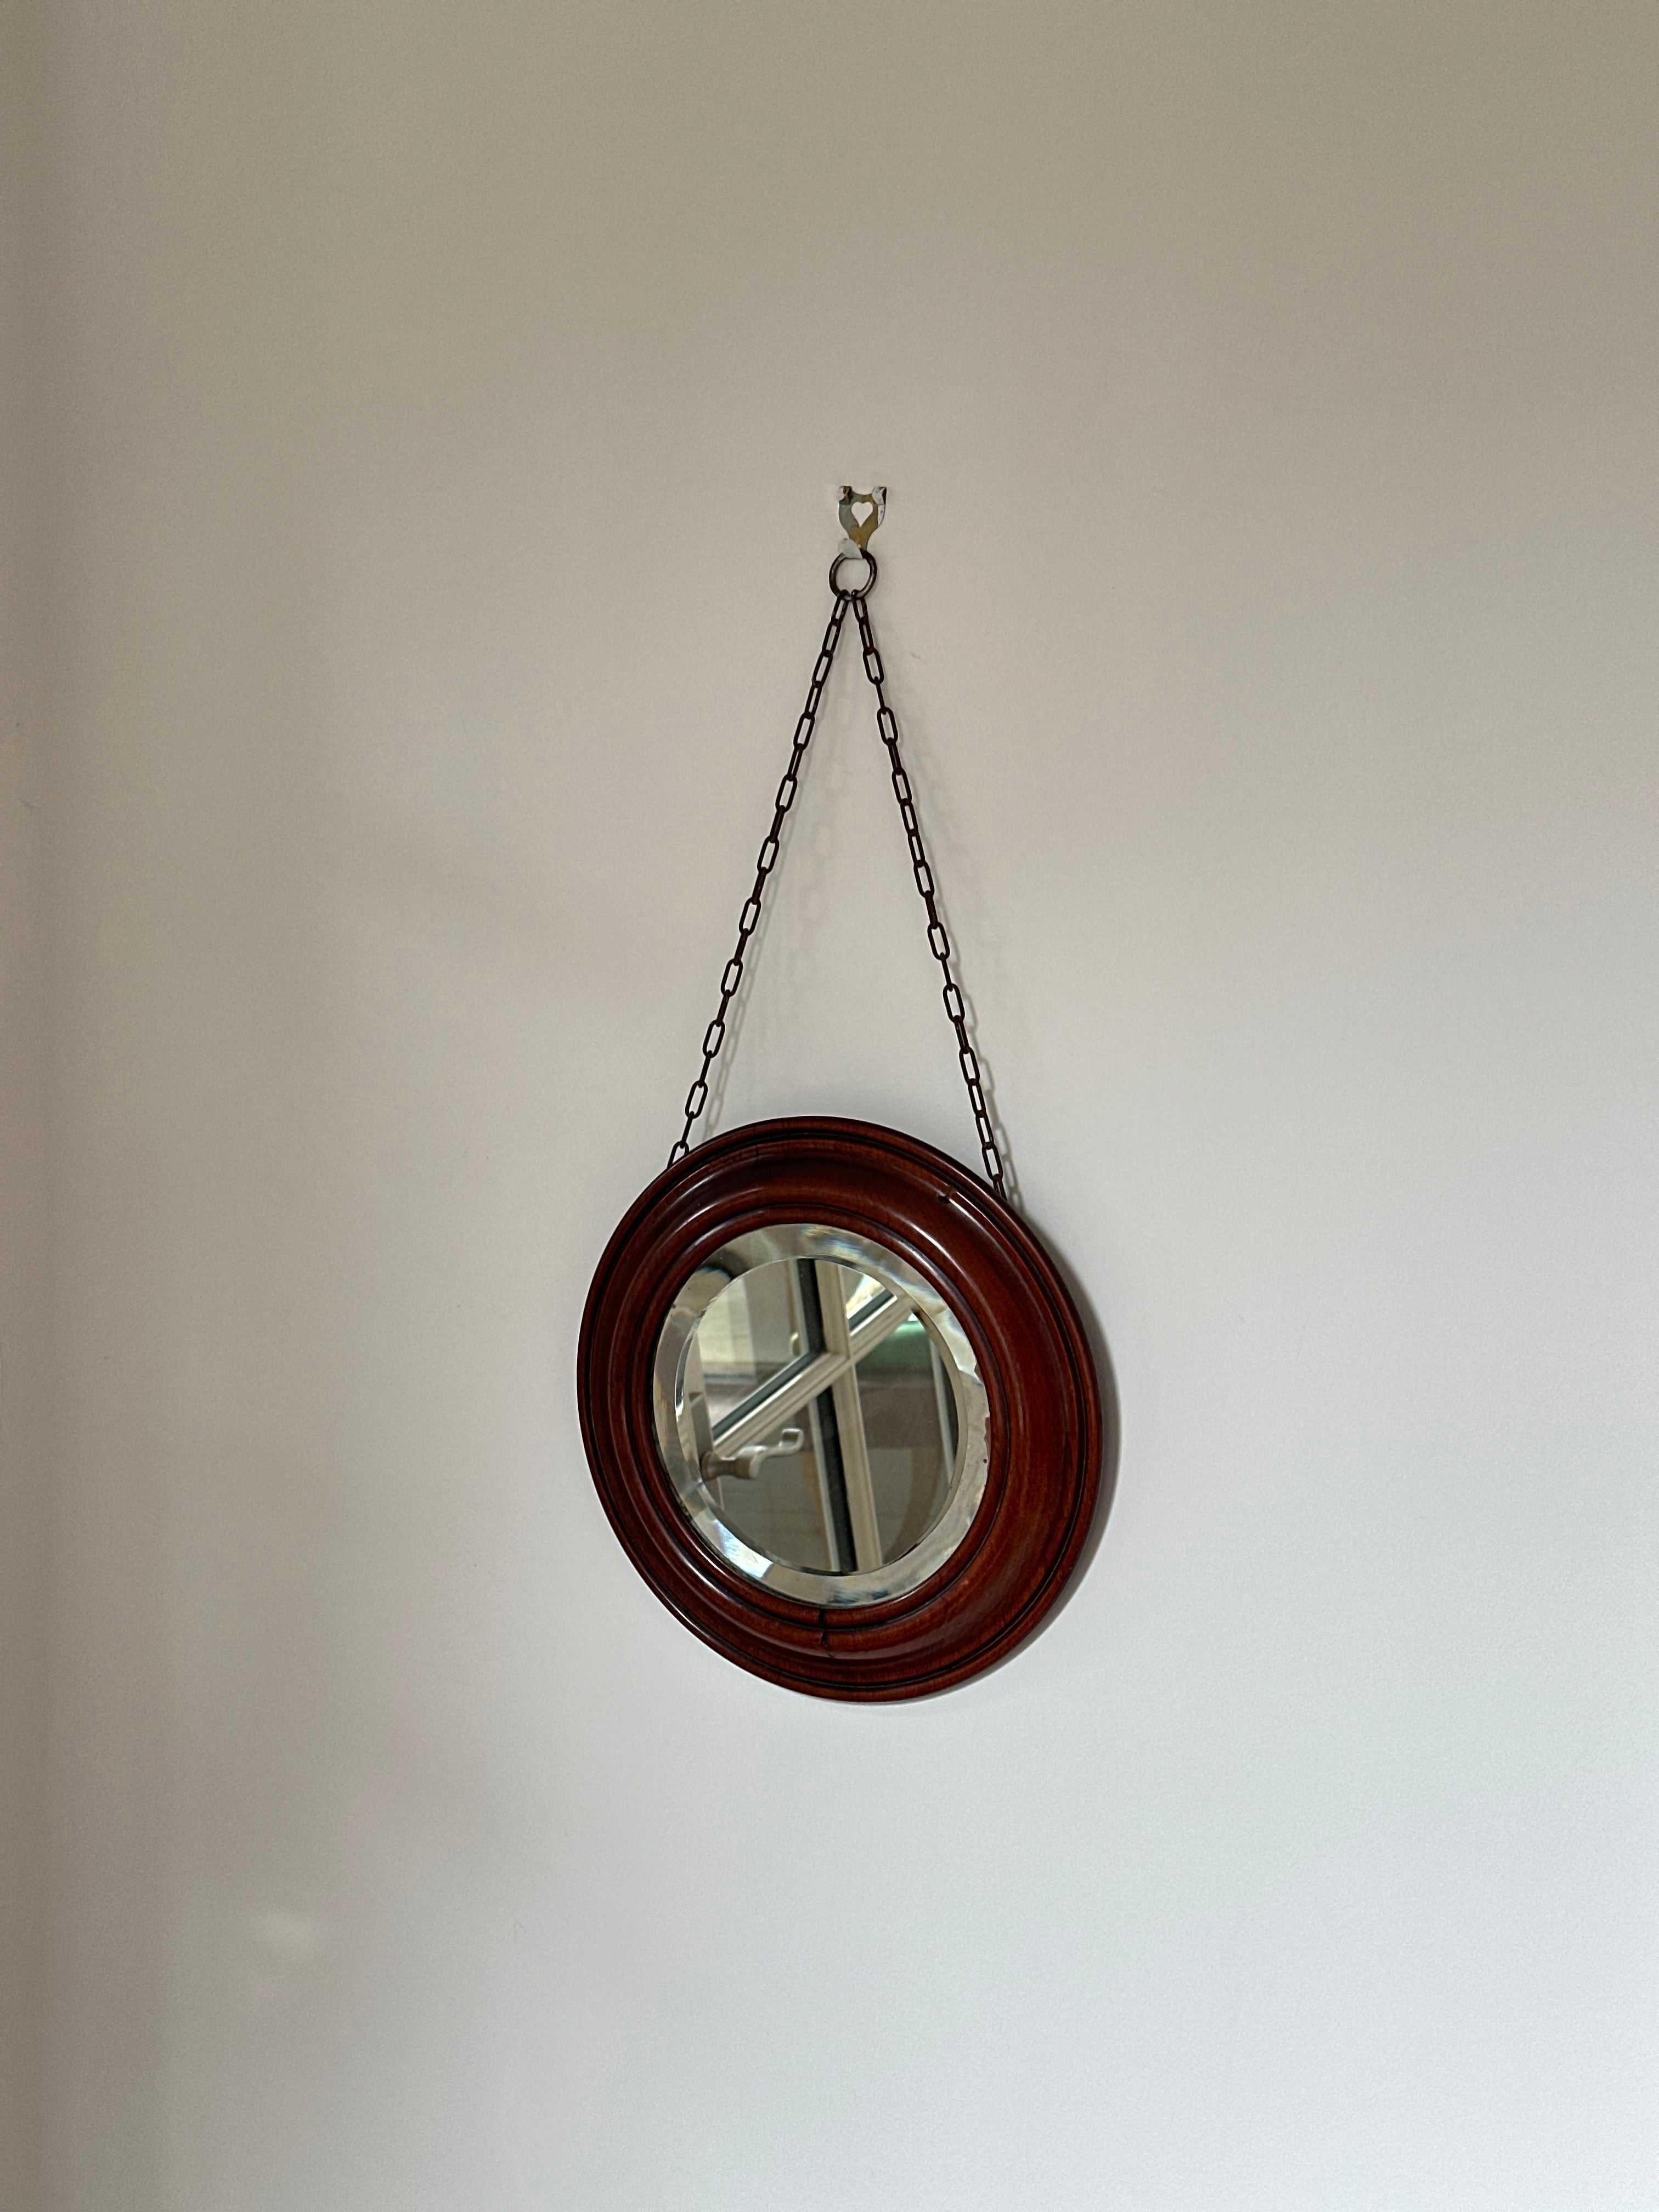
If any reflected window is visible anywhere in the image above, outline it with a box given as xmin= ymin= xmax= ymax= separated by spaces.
xmin=658 ymin=1246 xmax=970 ymax=1579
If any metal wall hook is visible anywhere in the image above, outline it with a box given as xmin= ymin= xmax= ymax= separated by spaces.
xmin=838 ymin=486 xmax=887 ymax=550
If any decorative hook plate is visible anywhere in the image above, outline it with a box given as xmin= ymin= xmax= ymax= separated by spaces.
xmin=838 ymin=485 xmax=887 ymax=550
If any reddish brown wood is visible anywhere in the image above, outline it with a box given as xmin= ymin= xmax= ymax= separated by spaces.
xmin=577 ymin=1118 xmax=1105 ymax=1700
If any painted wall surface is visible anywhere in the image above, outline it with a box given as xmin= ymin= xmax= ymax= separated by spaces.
xmin=29 ymin=0 xmax=1659 ymax=2205
xmin=1 ymin=0 xmax=50 ymax=2203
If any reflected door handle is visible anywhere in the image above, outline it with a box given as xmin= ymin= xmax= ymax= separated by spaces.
xmin=701 ymin=1427 xmax=805 ymax=1481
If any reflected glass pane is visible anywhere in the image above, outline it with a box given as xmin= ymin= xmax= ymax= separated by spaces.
xmin=856 ymin=1308 xmax=957 ymax=1564
xmin=653 ymin=1228 xmax=982 ymax=1594
xmin=693 ymin=1258 xmax=803 ymax=1434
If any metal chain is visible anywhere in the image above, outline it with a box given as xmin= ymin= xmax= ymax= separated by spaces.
xmin=851 ymin=593 xmax=1007 ymax=1198
xmin=669 ymin=594 xmax=850 ymax=1165
xmin=670 ymin=560 xmax=1008 ymax=1201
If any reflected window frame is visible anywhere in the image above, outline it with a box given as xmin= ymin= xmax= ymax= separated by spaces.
xmin=688 ymin=1257 xmax=961 ymax=1575
xmin=652 ymin=1224 xmax=990 ymax=1609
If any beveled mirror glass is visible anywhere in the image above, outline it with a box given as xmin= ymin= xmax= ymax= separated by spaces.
xmin=652 ymin=1223 xmax=989 ymax=1607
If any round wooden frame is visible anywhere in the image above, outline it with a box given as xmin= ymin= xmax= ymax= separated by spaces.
xmin=578 ymin=1118 xmax=1103 ymax=1700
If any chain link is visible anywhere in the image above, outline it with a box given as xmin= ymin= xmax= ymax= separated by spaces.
xmin=670 ymin=567 xmax=1008 ymax=1200
xmin=851 ymin=594 xmax=1007 ymax=1198
xmin=669 ymin=594 xmax=850 ymax=1166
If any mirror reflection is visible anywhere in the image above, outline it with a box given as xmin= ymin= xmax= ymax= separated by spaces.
xmin=653 ymin=1226 xmax=989 ymax=1605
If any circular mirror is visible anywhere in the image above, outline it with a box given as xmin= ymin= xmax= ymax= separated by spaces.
xmin=652 ymin=1224 xmax=989 ymax=1607
xmin=580 ymin=1118 xmax=1104 ymax=1699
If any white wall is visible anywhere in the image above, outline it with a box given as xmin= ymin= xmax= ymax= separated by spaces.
xmin=33 ymin=1 xmax=1659 ymax=2205
xmin=1 ymin=0 xmax=50 ymax=2202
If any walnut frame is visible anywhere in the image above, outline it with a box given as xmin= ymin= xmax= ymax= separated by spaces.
xmin=578 ymin=1118 xmax=1104 ymax=1701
